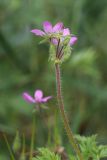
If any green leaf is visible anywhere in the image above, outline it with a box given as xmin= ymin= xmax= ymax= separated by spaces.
xmin=49 ymin=44 xmax=56 ymax=62
xmin=32 ymin=148 xmax=61 ymax=160
xmin=75 ymin=135 xmax=107 ymax=159
xmin=98 ymin=145 xmax=107 ymax=158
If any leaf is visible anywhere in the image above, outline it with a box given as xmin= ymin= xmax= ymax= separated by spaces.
xmin=33 ymin=148 xmax=61 ymax=160
xmin=98 ymin=145 xmax=107 ymax=158
xmin=12 ymin=130 xmax=21 ymax=153
xmin=75 ymin=135 xmax=107 ymax=159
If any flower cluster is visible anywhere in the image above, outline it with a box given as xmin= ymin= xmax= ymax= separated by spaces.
xmin=31 ymin=21 xmax=77 ymax=63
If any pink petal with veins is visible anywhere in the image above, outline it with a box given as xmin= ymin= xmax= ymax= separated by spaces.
xmin=69 ymin=36 xmax=78 ymax=46
xmin=31 ymin=29 xmax=45 ymax=36
xmin=53 ymin=22 xmax=64 ymax=32
xmin=42 ymin=96 xmax=52 ymax=102
xmin=34 ymin=90 xmax=43 ymax=102
xmin=63 ymin=28 xmax=70 ymax=36
xmin=23 ymin=92 xmax=35 ymax=103
xmin=43 ymin=21 xmax=53 ymax=33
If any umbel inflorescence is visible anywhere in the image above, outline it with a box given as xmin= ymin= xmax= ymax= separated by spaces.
xmin=31 ymin=21 xmax=77 ymax=64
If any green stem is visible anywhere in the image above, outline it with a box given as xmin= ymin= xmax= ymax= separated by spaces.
xmin=29 ymin=114 xmax=35 ymax=160
xmin=55 ymin=63 xmax=83 ymax=160
xmin=54 ymin=109 xmax=61 ymax=147
xmin=20 ymin=133 xmax=26 ymax=160
xmin=3 ymin=134 xmax=15 ymax=160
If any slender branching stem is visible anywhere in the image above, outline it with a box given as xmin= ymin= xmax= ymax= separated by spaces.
xmin=55 ymin=63 xmax=83 ymax=160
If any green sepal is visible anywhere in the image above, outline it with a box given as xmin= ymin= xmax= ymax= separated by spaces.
xmin=49 ymin=44 xmax=56 ymax=62
xmin=39 ymin=38 xmax=49 ymax=44
xmin=60 ymin=45 xmax=72 ymax=63
xmin=62 ymin=36 xmax=71 ymax=46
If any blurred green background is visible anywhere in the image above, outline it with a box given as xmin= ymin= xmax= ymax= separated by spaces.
xmin=0 ymin=0 xmax=107 ymax=158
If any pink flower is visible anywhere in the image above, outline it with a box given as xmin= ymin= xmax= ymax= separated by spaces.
xmin=52 ymin=28 xmax=77 ymax=46
xmin=31 ymin=21 xmax=64 ymax=36
xmin=22 ymin=89 xmax=52 ymax=104
xmin=31 ymin=21 xmax=77 ymax=46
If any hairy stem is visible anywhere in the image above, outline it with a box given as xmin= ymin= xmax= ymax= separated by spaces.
xmin=55 ymin=63 xmax=83 ymax=160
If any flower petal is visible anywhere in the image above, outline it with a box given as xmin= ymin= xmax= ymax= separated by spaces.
xmin=43 ymin=21 xmax=53 ymax=33
xmin=63 ymin=28 xmax=70 ymax=36
xmin=31 ymin=29 xmax=45 ymax=36
xmin=42 ymin=96 xmax=52 ymax=102
xmin=23 ymin=92 xmax=35 ymax=103
xmin=69 ymin=36 xmax=78 ymax=46
xmin=34 ymin=90 xmax=43 ymax=102
xmin=53 ymin=22 xmax=64 ymax=32
xmin=51 ymin=38 xmax=58 ymax=45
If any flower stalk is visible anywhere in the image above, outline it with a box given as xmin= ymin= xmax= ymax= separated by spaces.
xmin=29 ymin=114 xmax=36 ymax=160
xmin=30 ymin=20 xmax=82 ymax=159
xmin=55 ymin=63 xmax=83 ymax=160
